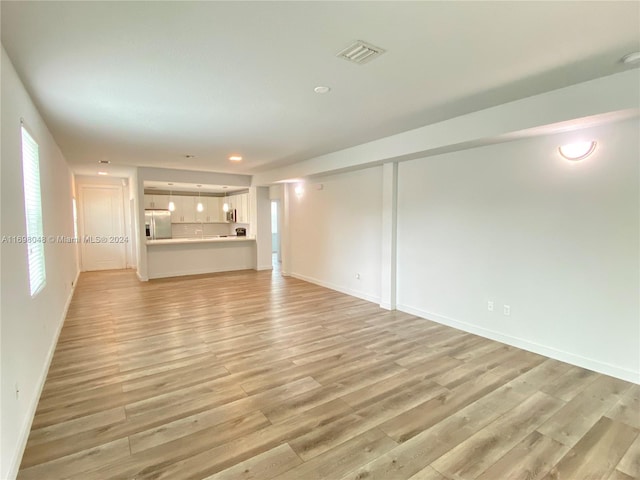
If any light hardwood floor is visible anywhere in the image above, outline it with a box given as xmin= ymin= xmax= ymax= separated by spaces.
xmin=18 ymin=269 xmax=640 ymax=480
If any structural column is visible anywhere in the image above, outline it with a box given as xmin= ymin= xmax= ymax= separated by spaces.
xmin=250 ymin=186 xmax=273 ymax=271
xmin=380 ymin=162 xmax=398 ymax=310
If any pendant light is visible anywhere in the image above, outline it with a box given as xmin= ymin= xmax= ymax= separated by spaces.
xmin=168 ymin=184 xmax=175 ymax=212
xmin=196 ymin=185 xmax=204 ymax=212
xmin=222 ymin=187 xmax=229 ymax=212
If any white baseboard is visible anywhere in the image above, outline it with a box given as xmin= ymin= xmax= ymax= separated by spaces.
xmin=7 ymin=269 xmax=80 ymax=479
xmin=255 ymin=264 xmax=273 ymax=271
xmin=136 ymin=270 xmax=148 ymax=282
xmin=290 ymin=272 xmax=380 ymax=305
xmin=397 ymin=304 xmax=640 ymax=384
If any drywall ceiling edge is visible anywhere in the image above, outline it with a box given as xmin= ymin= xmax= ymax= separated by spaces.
xmin=252 ymin=69 xmax=640 ymax=186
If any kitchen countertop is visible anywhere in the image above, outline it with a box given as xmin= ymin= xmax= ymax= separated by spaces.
xmin=147 ymin=236 xmax=255 ymax=245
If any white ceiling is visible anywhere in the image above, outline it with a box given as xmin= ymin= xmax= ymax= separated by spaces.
xmin=2 ymin=2 xmax=639 ymax=176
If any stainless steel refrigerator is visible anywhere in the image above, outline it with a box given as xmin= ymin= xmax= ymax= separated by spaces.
xmin=145 ymin=210 xmax=172 ymax=239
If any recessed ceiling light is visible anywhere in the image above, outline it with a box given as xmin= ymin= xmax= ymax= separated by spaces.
xmin=98 ymin=160 xmax=110 ymax=164
xmin=622 ymin=52 xmax=640 ymax=64
xmin=222 ymin=186 xmax=228 ymax=189
xmin=168 ymin=183 xmax=174 ymax=186
xmin=229 ymin=155 xmax=243 ymax=161
xmin=184 ymin=154 xmax=195 ymax=159
xmin=314 ymin=86 xmax=331 ymax=94
xmin=97 ymin=171 xmax=108 ymax=176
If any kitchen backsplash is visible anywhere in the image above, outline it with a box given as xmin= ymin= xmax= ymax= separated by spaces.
xmin=172 ymin=223 xmax=249 ymax=238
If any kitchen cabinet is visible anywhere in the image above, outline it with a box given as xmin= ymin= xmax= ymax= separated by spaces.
xmin=147 ymin=193 xmax=242 ymax=224
xmin=170 ymin=196 xmax=197 ymax=223
xmin=233 ymin=192 xmax=250 ymax=224
xmin=154 ymin=195 xmax=170 ymax=210
xmin=144 ymin=194 xmax=170 ymax=210
xmin=205 ymin=197 xmax=224 ymax=222
xmin=182 ymin=196 xmax=197 ymax=223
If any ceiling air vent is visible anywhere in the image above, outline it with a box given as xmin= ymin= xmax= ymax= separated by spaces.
xmin=337 ymin=40 xmax=386 ymax=65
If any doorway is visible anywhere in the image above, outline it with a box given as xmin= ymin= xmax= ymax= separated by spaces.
xmin=79 ymin=185 xmax=126 ymax=271
xmin=271 ymin=200 xmax=281 ymax=267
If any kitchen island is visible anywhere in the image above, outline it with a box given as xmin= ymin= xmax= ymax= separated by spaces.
xmin=146 ymin=236 xmax=256 ymax=279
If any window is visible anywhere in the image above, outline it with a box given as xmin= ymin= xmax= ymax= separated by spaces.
xmin=21 ymin=125 xmax=46 ymax=296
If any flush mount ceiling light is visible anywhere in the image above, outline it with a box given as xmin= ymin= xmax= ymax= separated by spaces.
xmin=229 ymin=155 xmax=243 ymax=161
xmin=97 ymin=171 xmax=108 ymax=176
xmin=314 ymin=86 xmax=331 ymax=94
xmin=622 ymin=52 xmax=640 ymax=64
xmin=558 ymin=141 xmax=597 ymax=161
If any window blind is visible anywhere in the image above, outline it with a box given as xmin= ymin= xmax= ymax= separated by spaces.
xmin=21 ymin=125 xmax=46 ymax=296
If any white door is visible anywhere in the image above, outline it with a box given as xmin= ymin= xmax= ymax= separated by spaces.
xmin=80 ymin=185 xmax=126 ymax=271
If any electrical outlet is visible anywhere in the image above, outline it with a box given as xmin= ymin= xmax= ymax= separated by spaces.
xmin=487 ymin=301 xmax=494 ymax=312
xmin=503 ymin=305 xmax=511 ymax=316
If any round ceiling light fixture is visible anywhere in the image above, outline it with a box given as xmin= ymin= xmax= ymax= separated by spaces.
xmin=314 ymin=86 xmax=331 ymax=94
xmin=622 ymin=52 xmax=640 ymax=65
xmin=558 ymin=141 xmax=597 ymax=161
xmin=229 ymin=155 xmax=243 ymax=161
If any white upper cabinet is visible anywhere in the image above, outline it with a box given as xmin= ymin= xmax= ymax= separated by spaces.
xmin=206 ymin=197 xmax=223 ymax=222
xmin=153 ymin=195 xmax=170 ymax=210
xmin=145 ymin=192 xmax=249 ymax=223
xmin=181 ymin=196 xmax=197 ymax=223
xmin=170 ymin=196 xmax=196 ymax=223
xmin=234 ymin=192 xmax=250 ymax=223
xmin=144 ymin=194 xmax=170 ymax=210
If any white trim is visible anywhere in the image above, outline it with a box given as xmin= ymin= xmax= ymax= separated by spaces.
xmin=397 ymin=303 xmax=640 ymax=384
xmin=290 ymin=272 xmax=380 ymax=305
xmin=7 ymin=269 xmax=80 ymax=479
xmin=380 ymin=302 xmax=395 ymax=311
xmin=255 ymin=264 xmax=273 ymax=271
xmin=136 ymin=271 xmax=148 ymax=282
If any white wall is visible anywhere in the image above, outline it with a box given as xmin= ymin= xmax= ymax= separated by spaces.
xmin=397 ymin=118 xmax=639 ymax=382
xmin=1 ymin=47 xmax=79 ymax=479
xmin=289 ymin=167 xmax=383 ymax=303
